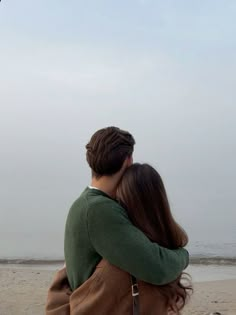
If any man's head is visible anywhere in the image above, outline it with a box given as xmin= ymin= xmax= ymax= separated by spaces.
xmin=86 ymin=126 xmax=135 ymax=178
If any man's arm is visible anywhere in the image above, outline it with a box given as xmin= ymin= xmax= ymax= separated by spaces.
xmin=88 ymin=200 xmax=189 ymax=285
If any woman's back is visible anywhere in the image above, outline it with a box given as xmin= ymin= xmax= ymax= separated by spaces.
xmin=46 ymin=259 xmax=170 ymax=315
xmin=71 ymin=259 xmax=169 ymax=315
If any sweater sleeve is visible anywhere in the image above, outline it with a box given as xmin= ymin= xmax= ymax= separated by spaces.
xmin=87 ymin=200 xmax=189 ymax=285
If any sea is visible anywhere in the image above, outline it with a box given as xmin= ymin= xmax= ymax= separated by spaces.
xmin=1 ymin=240 xmax=236 ymax=283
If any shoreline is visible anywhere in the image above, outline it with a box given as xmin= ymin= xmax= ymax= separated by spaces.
xmin=1 ymin=256 xmax=236 ymax=266
xmin=1 ymin=261 xmax=236 ymax=283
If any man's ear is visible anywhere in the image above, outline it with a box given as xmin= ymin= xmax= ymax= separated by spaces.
xmin=120 ymin=156 xmax=133 ymax=173
xmin=126 ymin=155 xmax=133 ymax=167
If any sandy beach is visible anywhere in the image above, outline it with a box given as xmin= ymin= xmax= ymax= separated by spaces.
xmin=0 ymin=264 xmax=236 ymax=315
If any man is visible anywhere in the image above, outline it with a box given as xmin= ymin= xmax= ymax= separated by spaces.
xmin=64 ymin=126 xmax=189 ymax=291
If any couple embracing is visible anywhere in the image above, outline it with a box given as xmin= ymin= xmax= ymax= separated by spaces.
xmin=46 ymin=126 xmax=192 ymax=315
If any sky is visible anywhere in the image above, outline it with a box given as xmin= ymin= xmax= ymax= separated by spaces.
xmin=0 ymin=1 xmax=236 ymax=259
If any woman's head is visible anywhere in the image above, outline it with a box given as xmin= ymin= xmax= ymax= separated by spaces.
xmin=117 ymin=163 xmax=192 ymax=313
xmin=117 ymin=163 xmax=188 ymax=249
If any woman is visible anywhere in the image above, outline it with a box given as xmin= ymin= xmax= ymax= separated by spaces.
xmin=46 ymin=163 xmax=192 ymax=314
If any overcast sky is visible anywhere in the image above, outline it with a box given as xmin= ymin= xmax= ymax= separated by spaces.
xmin=0 ymin=1 xmax=236 ymax=259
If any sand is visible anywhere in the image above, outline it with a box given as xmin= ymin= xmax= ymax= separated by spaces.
xmin=0 ymin=265 xmax=236 ymax=315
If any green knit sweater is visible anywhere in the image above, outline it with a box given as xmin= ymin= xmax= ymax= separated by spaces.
xmin=64 ymin=187 xmax=189 ymax=291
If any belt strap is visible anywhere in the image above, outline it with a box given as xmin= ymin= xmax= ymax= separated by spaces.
xmin=131 ymin=275 xmax=139 ymax=315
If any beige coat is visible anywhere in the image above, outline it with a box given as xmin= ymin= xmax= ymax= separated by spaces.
xmin=46 ymin=259 xmax=172 ymax=315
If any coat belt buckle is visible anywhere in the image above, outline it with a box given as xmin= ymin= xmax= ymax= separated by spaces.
xmin=132 ymin=283 xmax=139 ymax=297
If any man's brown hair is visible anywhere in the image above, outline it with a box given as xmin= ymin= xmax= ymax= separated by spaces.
xmin=86 ymin=126 xmax=135 ymax=178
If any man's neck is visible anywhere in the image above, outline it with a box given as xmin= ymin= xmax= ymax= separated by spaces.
xmin=90 ymin=176 xmax=120 ymax=199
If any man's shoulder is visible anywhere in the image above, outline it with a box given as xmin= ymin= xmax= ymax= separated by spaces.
xmin=87 ymin=193 xmax=128 ymax=223
xmin=69 ymin=188 xmax=124 ymax=214
xmin=88 ymin=192 xmax=122 ymax=212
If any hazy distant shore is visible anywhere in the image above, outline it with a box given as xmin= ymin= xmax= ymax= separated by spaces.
xmin=1 ymin=256 xmax=236 ymax=265
xmin=0 ymin=259 xmax=64 ymax=265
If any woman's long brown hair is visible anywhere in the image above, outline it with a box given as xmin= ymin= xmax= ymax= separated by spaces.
xmin=117 ymin=163 xmax=192 ymax=313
